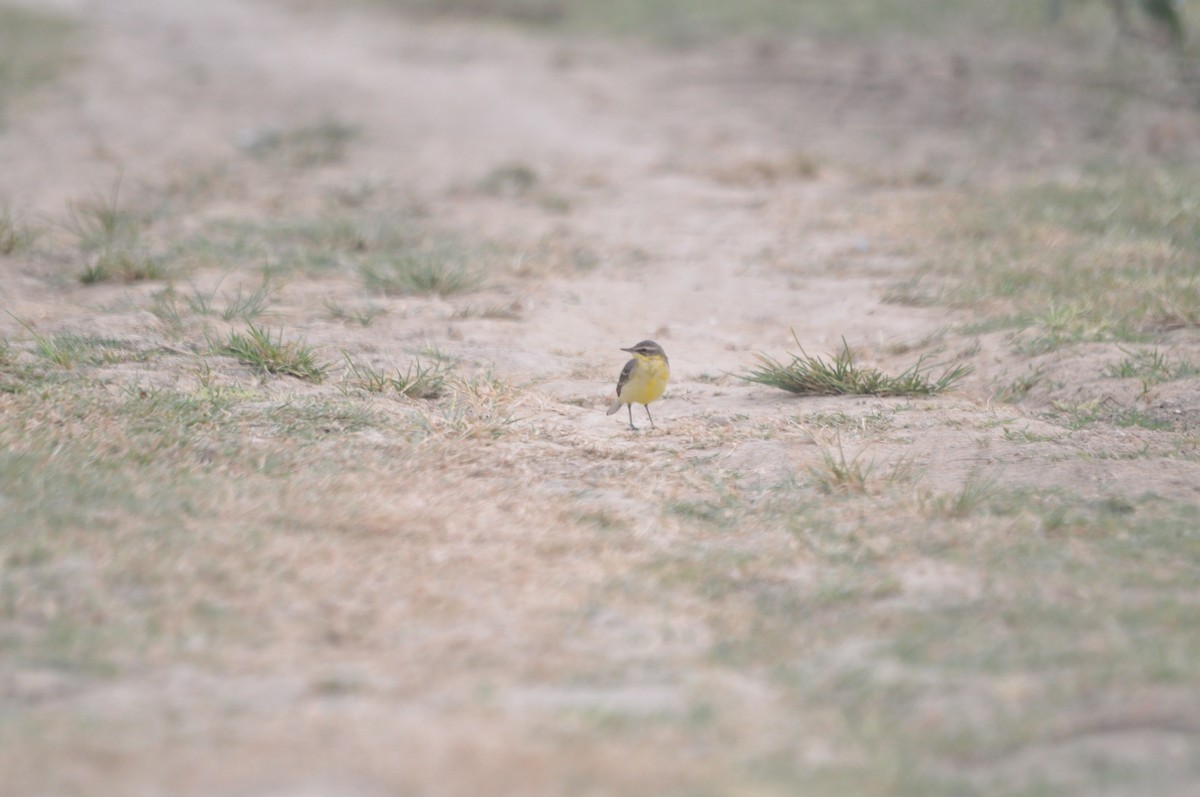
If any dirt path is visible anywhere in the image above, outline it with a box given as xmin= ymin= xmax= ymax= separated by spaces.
xmin=14 ymin=0 xmax=1187 ymax=494
xmin=5 ymin=0 xmax=976 ymax=441
xmin=4 ymin=1 xmax=1200 ymax=795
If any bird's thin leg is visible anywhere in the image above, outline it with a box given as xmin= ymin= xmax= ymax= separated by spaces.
xmin=644 ymin=404 xmax=655 ymax=428
xmin=627 ymin=404 xmax=637 ymax=430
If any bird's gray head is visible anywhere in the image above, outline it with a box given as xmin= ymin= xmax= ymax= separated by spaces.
xmin=621 ymin=340 xmax=667 ymax=360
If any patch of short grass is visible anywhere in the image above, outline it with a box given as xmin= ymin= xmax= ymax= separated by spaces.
xmin=1105 ymin=346 xmax=1200 ymax=387
xmin=1050 ymin=398 xmax=1174 ymax=431
xmin=238 ymin=116 xmax=359 ymax=168
xmin=29 ymin=331 xmax=100 ymax=369
xmin=79 ymin=246 xmax=168 ymax=284
xmin=8 ymin=315 xmax=139 ymax=369
xmin=148 ymin=286 xmax=186 ymax=329
xmin=743 ymin=335 xmax=972 ymax=396
xmin=1001 ymin=425 xmax=1063 ymax=443
xmin=0 ymin=5 xmax=78 ymax=123
xmin=0 ymin=382 xmax=395 ymax=677
xmin=342 ymin=353 xmax=447 ymax=399
xmin=359 ymin=246 xmax=482 ymax=297
xmin=478 ymin=161 xmax=538 ymax=197
xmin=921 ymin=469 xmax=1001 ymax=519
xmin=666 ymin=497 xmax=738 ymax=529
xmin=179 ymin=275 xmax=276 ymax=322
xmin=803 ymin=408 xmax=898 ymax=433
xmin=709 ymin=152 xmax=822 ymax=186
xmin=0 ymin=356 xmax=57 ymax=394
xmin=412 ymin=372 xmax=520 ymax=439
xmin=620 ymin=483 xmax=1200 ymax=794
xmin=0 ymin=206 xmax=40 ymax=254
xmin=807 ymin=438 xmax=914 ymax=496
xmin=507 ymin=231 xmax=600 ymax=278
xmin=112 ymin=385 xmax=252 ymax=466
xmin=911 ymin=165 xmax=1200 ymax=349
xmin=62 ymin=177 xmax=140 ymax=254
xmin=181 ymin=212 xmax=497 ymax=289
xmin=262 ymin=399 xmax=379 ymax=440
xmin=810 ymin=439 xmax=876 ymax=495
xmin=179 ymin=215 xmax=375 ymax=275
xmin=61 ymin=177 xmax=170 ymax=284
xmin=664 ymin=476 xmax=746 ymax=531
xmin=993 ymin=367 xmax=1046 ymax=404
xmin=450 ymin=299 xmax=523 ymax=320
xmin=371 ymin=0 xmax=1035 ymax=42
xmin=324 ymin=300 xmax=387 ymax=326
xmin=1112 ymin=407 xmax=1174 ymax=430
xmin=214 ymin=325 xmax=328 ymax=382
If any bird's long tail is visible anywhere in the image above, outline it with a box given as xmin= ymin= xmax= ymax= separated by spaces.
xmin=606 ymin=398 xmax=623 ymax=415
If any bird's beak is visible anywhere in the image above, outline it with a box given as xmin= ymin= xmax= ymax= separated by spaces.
xmin=620 ymin=347 xmax=634 ymax=353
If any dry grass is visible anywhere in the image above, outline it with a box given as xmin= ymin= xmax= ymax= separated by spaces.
xmin=6 ymin=3 xmax=1200 ymax=796
xmin=213 ymin=325 xmax=328 ymax=381
xmin=10 ymin=171 xmax=1190 ymax=797
xmin=175 ymin=209 xmax=497 ymax=295
xmin=341 ymin=353 xmax=448 ymax=398
xmin=8 ymin=249 xmax=1200 ymax=797
xmin=61 ymin=177 xmax=171 ymax=283
xmin=477 ymin=160 xmax=539 ymax=197
xmin=899 ymin=164 xmax=1200 ymax=348
xmin=0 ymin=205 xmax=40 ymax=254
xmin=411 ymin=371 xmax=522 ymax=439
xmin=237 ymin=116 xmax=359 ymax=167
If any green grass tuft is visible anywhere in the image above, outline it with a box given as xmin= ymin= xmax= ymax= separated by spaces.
xmin=743 ymin=335 xmax=972 ymax=396
xmin=478 ymin=161 xmax=539 ymax=197
xmin=1105 ymin=346 xmax=1200 ymax=388
xmin=342 ymin=353 xmax=447 ymax=399
xmin=30 ymin=331 xmax=91 ymax=369
xmin=359 ymin=248 xmax=481 ymax=296
xmin=183 ymin=275 xmax=275 ymax=321
xmin=215 ymin=325 xmax=328 ymax=382
xmin=264 ymin=399 xmax=379 ymax=440
xmin=62 ymin=176 xmax=171 ymax=283
xmin=1051 ymin=399 xmax=1175 ymax=431
xmin=810 ymin=438 xmax=875 ymax=495
xmin=62 ymin=177 xmax=140 ymax=253
xmin=79 ymin=246 xmax=168 ymax=284
xmin=238 ymin=117 xmax=359 ymax=168
xmin=450 ymin=299 xmax=523 ymax=320
xmin=924 ymin=470 xmax=1002 ymax=519
xmin=324 ymin=301 xmax=387 ymax=326
xmin=7 ymin=314 xmax=139 ymax=369
xmin=0 ymin=206 xmax=40 ymax=254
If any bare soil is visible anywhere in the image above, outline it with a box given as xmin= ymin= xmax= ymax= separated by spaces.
xmin=2 ymin=0 xmax=1199 ymax=795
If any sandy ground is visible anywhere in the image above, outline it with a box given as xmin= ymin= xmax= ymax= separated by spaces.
xmin=7 ymin=0 xmax=1195 ymax=496
xmin=3 ymin=0 xmax=1200 ymax=795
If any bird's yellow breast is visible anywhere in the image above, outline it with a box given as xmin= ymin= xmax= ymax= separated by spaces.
xmin=619 ymin=354 xmax=669 ymax=405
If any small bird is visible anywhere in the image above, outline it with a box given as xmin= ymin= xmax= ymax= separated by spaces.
xmin=606 ymin=340 xmax=670 ymax=430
